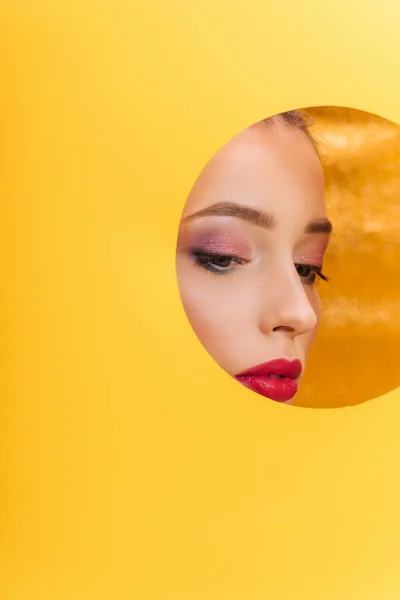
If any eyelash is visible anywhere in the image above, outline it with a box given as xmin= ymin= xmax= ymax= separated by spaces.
xmin=294 ymin=264 xmax=329 ymax=285
xmin=191 ymin=251 xmax=248 ymax=274
xmin=191 ymin=251 xmax=329 ymax=284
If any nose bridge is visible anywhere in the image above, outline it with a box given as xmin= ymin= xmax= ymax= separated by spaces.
xmin=259 ymin=259 xmax=317 ymax=335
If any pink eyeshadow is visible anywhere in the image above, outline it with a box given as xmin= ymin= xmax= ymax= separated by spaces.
xmin=180 ymin=229 xmax=252 ymax=259
xmin=294 ymin=251 xmax=326 ymax=266
xmin=295 ymin=239 xmax=329 ymax=266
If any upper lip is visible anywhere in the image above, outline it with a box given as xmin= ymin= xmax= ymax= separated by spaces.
xmin=235 ymin=358 xmax=302 ymax=379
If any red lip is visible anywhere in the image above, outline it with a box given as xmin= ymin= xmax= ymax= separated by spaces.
xmin=235 ymin=358 xmax=302 ymax=403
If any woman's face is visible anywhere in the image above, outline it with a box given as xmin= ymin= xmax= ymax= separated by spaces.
xmin=176 ymin=120 xmax=331 ymax=404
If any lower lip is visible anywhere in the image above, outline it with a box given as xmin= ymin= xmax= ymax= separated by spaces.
xmin=235 ymin=375 xmax=298 ymax=402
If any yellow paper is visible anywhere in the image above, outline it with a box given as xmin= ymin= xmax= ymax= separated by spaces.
xmin=2 ymin=1 xmax=400 ymax=598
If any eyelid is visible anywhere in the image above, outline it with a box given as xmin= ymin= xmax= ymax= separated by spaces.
xmin=294 ymin=252 xmax=325 ymax=266
xmin=181 ymin=231 xmax=253 ymax=260
xmin=190 ymin=247 xmax=251 ymax=263
xmin=298 ymin=262 xmax=323 ymax=271
xmin=191 ymin=249 xmax=247 ymax=276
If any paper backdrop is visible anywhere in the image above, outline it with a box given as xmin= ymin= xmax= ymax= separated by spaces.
xmin=2 ymin=1 xmax=400 ymax=599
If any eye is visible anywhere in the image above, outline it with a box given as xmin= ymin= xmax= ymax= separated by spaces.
xmin=192 ymin=251 xmax=246 ymax=274
xmin=295 ymin=263 xmax=329 ymax=285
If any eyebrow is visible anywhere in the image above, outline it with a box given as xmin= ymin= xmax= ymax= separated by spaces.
xmin=181 ymin=202 xmax=333 ymax=235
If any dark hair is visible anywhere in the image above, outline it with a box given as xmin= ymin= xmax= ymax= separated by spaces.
xmin=264 ymin=109 xmax=309 ymax=130
xmin=263 ymin=109 xmax=317 ymax=148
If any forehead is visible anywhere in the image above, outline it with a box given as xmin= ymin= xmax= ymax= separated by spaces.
xmin=182 ymin=122 xmax=326 ymax=221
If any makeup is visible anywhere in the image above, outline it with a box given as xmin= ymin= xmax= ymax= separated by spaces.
xmin=190 ymin=235 xmax=251 ymax=260
xmin=235 ymin=358 xmax=302 ymax=402
xmin=294 ymin=232 xmax=330 ymax=266
xmin=294 ymin=251 xmax=325 ymax=267
xmin=178 ymin=225 xmax=253 ymax=260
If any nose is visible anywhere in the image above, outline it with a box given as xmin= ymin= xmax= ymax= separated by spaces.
xmin=258 ymin=265 xmax=318 ymax=338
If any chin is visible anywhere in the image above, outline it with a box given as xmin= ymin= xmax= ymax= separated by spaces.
xmin=281 ymin=398 xmax=294 ymax=406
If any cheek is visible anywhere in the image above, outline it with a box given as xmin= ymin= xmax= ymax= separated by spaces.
xmin=178 ymin=262 xmax=223 ymax=331
xmin=176 ymin=261 xmax=256 ymax=369
xmin=301 ymin=290 xmax=322 ymax=354
xmin=312 ymin=290 xmax=322 ymax=325
xmin=179 ymin=275 xmax=246 ymax=342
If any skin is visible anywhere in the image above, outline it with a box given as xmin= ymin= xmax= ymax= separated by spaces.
xmin=176 ymin=118 xmax=331 ymax=404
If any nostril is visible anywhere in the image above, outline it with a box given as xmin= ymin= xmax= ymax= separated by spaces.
xmin=273 ymin=325 xmax=295 ymax=332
